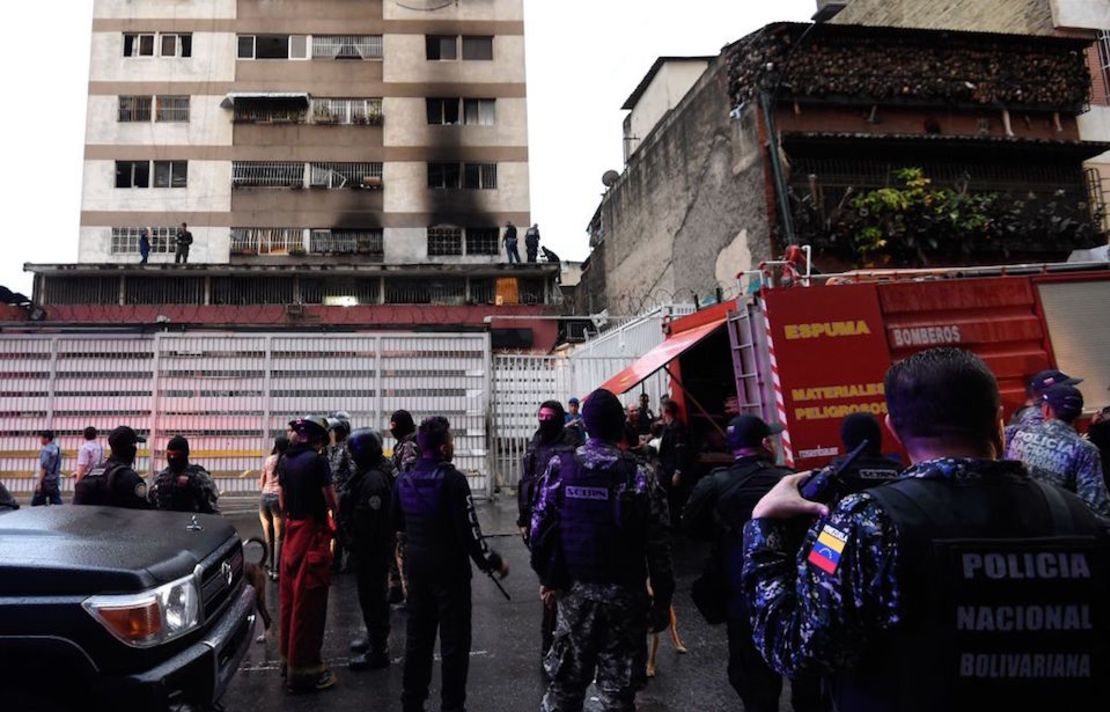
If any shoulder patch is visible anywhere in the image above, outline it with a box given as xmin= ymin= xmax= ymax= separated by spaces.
xmin=134 ymin=482 xmax=148 ymax=499
xmin=807 ymin=523 xmax=848 ymax=575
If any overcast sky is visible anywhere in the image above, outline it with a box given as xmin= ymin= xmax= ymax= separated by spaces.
xmin=0 ymin=0 xmax=815 ymax=294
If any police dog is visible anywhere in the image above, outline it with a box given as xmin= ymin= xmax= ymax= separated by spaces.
xmin=646 ymin=582 xmax=687 ymax=678
xmin=242 ymin=537 xmax=273 ymax=643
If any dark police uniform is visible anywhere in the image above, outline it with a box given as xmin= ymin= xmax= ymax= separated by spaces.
xmin=1006 ymin=419 xmax=1110 ymax=516
xmin=74 ymin=457 xmax=151 ymax=509
xmin=683 ymin=456 xmax=821 ymax=712
xmin=518 ymin=427 xmax=579 ymax=656
xmin=743 ymin=458 xmax=1110 ymax=712
xmin=831 ymin=452 xmax=902 ymax=499
xmin=391 ymin=456 xmax=503 ymax=712
xmin=340 ymin=454 xmax=395 ymax=659
xmin=531 ymin=440 xmax=674 ymax=712
xmin=148 ymin=463 xmax=219 ymax=514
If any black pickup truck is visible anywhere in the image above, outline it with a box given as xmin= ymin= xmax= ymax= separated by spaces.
xmin=0 ymin=505 xmax=255 ymax=711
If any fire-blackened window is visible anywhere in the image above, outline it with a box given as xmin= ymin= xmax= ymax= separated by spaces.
xmin=463 ymin=163 xmax=497 ymax=190
xmin=428 ymin=162 xmax=462 ymax=189
xmin=427 ymin=226 xmax=463 ymax=256
xmin=465 ymin=228 xmax=500 ymax=255
xmin=426 ymin=35 xmax=458 ymax=60
xmin=426 ymin=98 xmax=461 ymax=125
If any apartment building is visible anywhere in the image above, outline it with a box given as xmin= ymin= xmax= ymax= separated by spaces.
xmin=80 ymin=0 xmax=530 ymax=266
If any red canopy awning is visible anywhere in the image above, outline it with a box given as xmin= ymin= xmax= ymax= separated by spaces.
xmin=598 ymin=317 xmax=727 ymax=395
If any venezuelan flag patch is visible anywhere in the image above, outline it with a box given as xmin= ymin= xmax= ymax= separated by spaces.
xmin=807 ymin=524 xmax=847 ymax=574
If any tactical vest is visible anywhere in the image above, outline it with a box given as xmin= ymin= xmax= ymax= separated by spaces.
xmin=73 ymin=462 xmax=127 ymax=506
xmin=559 ymin=452 xmax=648 ymax=587
xmin=519 ymin=436 xmax=577 ymax=523
xmin=834 ymin=474 xmax=1110 ymax=712
xmin=836 ymin=455 xmax=902 ymax=499
xmin=151 ymin=466 xmax=204 ymax=512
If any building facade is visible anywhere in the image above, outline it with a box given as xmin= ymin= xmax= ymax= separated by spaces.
xmin=577 ymin=22 xmax=1108 ymax=314
xmin=81 ymin=0 xmax=529 ymax=266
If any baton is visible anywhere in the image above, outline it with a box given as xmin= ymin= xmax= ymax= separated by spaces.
xmin=487 ymin=570 xmax=512 ymax=601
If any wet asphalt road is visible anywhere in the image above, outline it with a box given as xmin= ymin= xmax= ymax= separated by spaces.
xmin=219 ymin=495 xmax=784 ymax=712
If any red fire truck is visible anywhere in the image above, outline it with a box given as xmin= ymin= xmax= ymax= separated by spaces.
xmin=601 ymin=261 xmax=1110 ymax=471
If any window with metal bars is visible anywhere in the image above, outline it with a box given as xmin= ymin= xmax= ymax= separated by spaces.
xmin=464 ymin=163 xmax=498 ymax=190
xmin=229 ymin=228 xmax=305 ymax=255
xmin=300 ymin=277 xmax=381 ymax=305
xmin=386 ymin=278 xmax=466 ymax=305
xmin=232 ymin=162 xmax=305 ymax=188
xmin=110 ymin=227 xmax=176 ymax=254
xmin=309 ymin=162 xmax=383 ymax=189
xmin=118 ymin=96 xmax=152 ymax=122
xmin=211 ymin=276 xmax=296 ymax=305
xmin=125 ymin=277 xmax=205 ymax=304
xmin=43 ymin=276 xmax=120 ymax=305
xmin=427 ymin=226 xmax=463 ymax=256
xmin=312 ymin=35 xmax=383 ymax=60
xmin=233 ymin=100 xmax=307 ymax=124
xmin=156 ymin=96 xmax=190 ymax=122
xmin=312 ymin=98 xmax=383 ymax=125
xmin=469 ymin=278 xmax=496 ymax=304
xmin=465 ymin=227 xmax=499 ymax=255
xmin=309 ymin=229 xmax=384 ymax=258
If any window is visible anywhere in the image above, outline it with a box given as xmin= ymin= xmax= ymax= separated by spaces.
xmin=115 ymin=161 xmax=150 ymax=189
xmin=427 ymin=162 xmax=462 ymax=189
xmin=309 ymin=162 xmax=383 ymax=189
xmin=1099 ymin=31 xmax=1110 ymax=105
xmin=238 ymin=35 xmax=307 ymax=60
xmin=312 ymin=35 xmax=383 ymax=60
xmin=310 ymin=229 xmax=384 ymax=258
xmin=111 ymin=227 xmax=175 ymax=255
xmin=123 ymin=33 xmax=155 ymax=57
xmin=461 ymin=36 xmax=493 ymax=60
xmin=156 ymin=96 xmax=190 ymax=122
xmin=463 ymin=163 xmax=497 ymax=190
xmin=426 ymin=35 xmax=457 ymax=60
xmin=312 ymin=98 xmax=383 ymax=125
xmin=118 ymin=96 xmax=152 ymax=122
xmin=160 ymin=33 xmax=192 ymax=58
xmin=153 ymin=161 xmax=188 ymax=188
xmin=426 ymin=98 xmax=461 ymax=125
xmin=427 ymin=227 xmax=463 ymax=256
xmin=465 ymin=227 xmax=500 ymax=255
xmin=232 ymin=161 xmax=305 ymax=188
xmin=463 ymin=98 xmax=496 ymax=126
xmin=230 ymin=228 xmax=305 ymax=256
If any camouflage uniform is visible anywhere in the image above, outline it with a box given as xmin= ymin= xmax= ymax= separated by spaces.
xmin=389 ymin=432 xmax=420 ymax=600
xmin=1004 ymin=407 xmax=1043 ymax=449
xmin=391 ymin=433 xmax=420 ymax=475
xmin=327 ymin=440 xmax=354 ymax=495
xmin=532 ymin=439 xmax=673 ymax=712
xmin=741 ymin=458 xmax=1108 ymax=710
xmin=1005 ymin=418 xmax=1109 ymax=516
xmin=148 ymin=464 xmax=219 ymax=514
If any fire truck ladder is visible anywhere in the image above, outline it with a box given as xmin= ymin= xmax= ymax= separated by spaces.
xmin=727 ymin=306 xmax=764 ymax=417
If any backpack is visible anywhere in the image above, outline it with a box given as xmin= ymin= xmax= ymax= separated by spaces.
xmin=74 ymin=463 xmax=126 ymax=506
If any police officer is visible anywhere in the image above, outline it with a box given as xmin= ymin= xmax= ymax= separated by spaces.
xmin=1005 ymin=384 xmax=1109 ymax=516
xmin=683 ymin=415 xmax=821 ymax=712
xmin=328 ymin=414 xmax=354 ymax=572
xmin=742 ymin=348 xmax=1110 ymax=711
xmin=530 ymin=388 xmax=674 ymax=712
xmin=148 ymin=435 xmax=219 ymax=514
xmin=340 ymin=428 xmax=396 ymax=671
xmin=517 ymin=400 xmax=580 ymax=660
xmin=73 ymin=426 xmax=151 ymax=509
xmin=391 ymin=416 xmax=508 ymax=712
xmin=831 ymin=412 xmax=901 ymax=498
xmin=1006 ymin=368 xmax=1082 ymax=437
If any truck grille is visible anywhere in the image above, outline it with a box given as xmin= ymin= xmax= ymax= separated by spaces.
xmin=200 ymin=542 xmax=243 ymax=620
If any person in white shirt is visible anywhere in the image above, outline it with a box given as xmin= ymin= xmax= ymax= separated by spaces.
xmin=75 ymin=426 xmax=105 ymax=482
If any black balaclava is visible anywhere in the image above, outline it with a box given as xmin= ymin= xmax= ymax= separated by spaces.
xmin=538 ymin=400 xmax=566 ymax=441
xmin=582 ymin=389 xmax=625 ymax=443
xmin=390 ymin=409 xmax=415 ymax=441
xmin=166 ymin=435 xmax=190 ymax=473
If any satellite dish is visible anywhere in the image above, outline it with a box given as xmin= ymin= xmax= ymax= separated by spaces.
xmin=602 ymin=170 xmax=621 ymax=188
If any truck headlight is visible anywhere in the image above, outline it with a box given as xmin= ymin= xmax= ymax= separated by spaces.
xmin=83 ymin=574 xmax=201 ymax=648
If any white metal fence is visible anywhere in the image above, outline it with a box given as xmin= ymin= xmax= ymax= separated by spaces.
xmin=0 ymin=333 xmax=492 ymax=499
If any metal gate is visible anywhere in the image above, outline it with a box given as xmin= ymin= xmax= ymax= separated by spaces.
xmin=0 ymin=332 xmax=493 ymax=498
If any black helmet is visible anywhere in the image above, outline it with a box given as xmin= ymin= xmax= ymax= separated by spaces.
xmin=290 ymin=415 xmax=329 ymax=442
xmin=347 ymin=428 xmax=384 ymax=469
xmin=327 ymin=415 xmax=352 ymax=439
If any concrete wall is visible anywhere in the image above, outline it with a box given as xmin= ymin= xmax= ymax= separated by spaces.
xmin=94 ymin=0 xmax=237 ymax=20
xmin=383 ymin=0 xmax=523 ymax=22
xmin=832 ymin=0 xmax=1058 ymax=35
xmin=598 ymin=64 xmax=772 ymax=313
xmin=88 ymin=31 xmax=238 ymax=83
xmin=625 ymin=61 xmax=710 ymax=161
xmin=82 ymin=160 xmax=232 ymax=214
xmin=1051 ymin=0 xmax=1110 ymax=30
xmin=85 ymin=95 xmax=232 ymax=146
